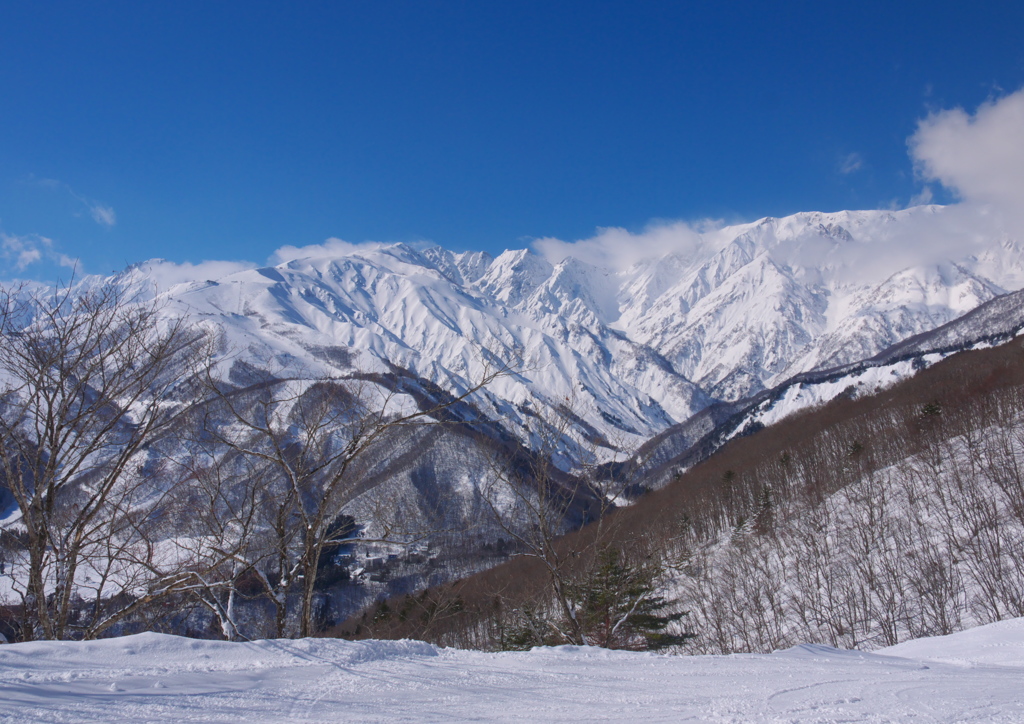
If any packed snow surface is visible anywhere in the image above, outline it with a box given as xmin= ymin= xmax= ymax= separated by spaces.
xmin=1 ymin=620 xmax=1023 ymax=722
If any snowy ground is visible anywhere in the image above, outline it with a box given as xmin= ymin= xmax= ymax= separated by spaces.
xmin=1 ymin=620 xmax=1023 ymax=723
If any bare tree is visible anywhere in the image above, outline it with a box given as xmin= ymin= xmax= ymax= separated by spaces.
xmin=0 ymin=279 xmax=210 ymax=640
xmin=163 ymin=441 xmax=271 ymax=641
xmin=480 ymin=400 xmax=636 ymax=646
xmin=199 ymin=363 xmax=506 ymax=638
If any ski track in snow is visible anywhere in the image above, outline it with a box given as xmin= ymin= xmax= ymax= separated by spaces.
xmin=1 ymin=619 xmax=1023 ymax=722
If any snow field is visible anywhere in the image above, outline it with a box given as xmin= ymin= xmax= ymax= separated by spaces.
xmin=1 ymin=619 xmax=1023 ymax=722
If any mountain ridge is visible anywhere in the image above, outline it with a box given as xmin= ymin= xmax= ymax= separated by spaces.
xmin=129 ymin=205 xmax=1023 ymax=458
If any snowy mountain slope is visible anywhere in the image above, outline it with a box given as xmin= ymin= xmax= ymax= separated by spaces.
xmin=620 ymin=208 xmax=1023 ymax=398
xmin=160 ymin=245 xmax=710 ymax=455
xmin=137 ymin=205 xmax=1024 ymax=458
xmin=730 ymin=284 xmax=1024 ymax=434
xmin=1 ymin=621 xmax=1023 ymax=723
xmin=627 ymin=285 xmax=1024 ymax=489
xmin=871 ymin=284 xmax=1024 ymax=361
xmin=778 ymin=261 xmax=1004 ymax=380
xmin=625 ymin=236 xmax=830 ymax=399
xmin=6 ymin=205 xmax=1019 ymax=571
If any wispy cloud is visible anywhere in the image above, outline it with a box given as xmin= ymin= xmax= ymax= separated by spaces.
xmin=88 ymin=203 xmax=117 ymax=228
xmin=839 ymin=152 xmax=864 ymax=175
xmin=269 ymin=237 xmax=386 ymax=265
xmin=908 ymin=185 xmax=934 ymax=207
xmin=136 ymin=259 xmax=257 ymax=292
xmin=1 ymin=233 xmax=78 ymax=272
xmin=26 ymin=176 xmax=117 ymax=228
xmin=1 ymin=234 xmax=42 ymax=270
xmin=531 ymin=205 xmax=1019 ymax=287
xmin=31 ymin=176 xmax=63 ymax=190
xmin=532 ymin=221 xmax=709 ymax=271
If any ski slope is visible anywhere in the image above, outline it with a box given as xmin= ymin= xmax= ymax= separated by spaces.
xmin=0 ymin=619 xmax=1022 ymax=722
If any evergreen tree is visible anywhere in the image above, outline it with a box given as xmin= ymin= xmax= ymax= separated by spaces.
xmin=500 ymin=605 xmax=558 ymax=651
xmin=569 ymin=547 xmax=694 ymax=651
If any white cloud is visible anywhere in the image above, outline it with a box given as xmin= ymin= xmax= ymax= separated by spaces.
xmin=909 ymin=88 xmax=1024 ymax=228
xmin=2 ymin=234 xmax=42 ymax=270
xmin=537 ymin=91 xmax=1024 ymax=277
xmin=532 ymin=221 xmax=712 ymax=270
xmin=269 ymin=237 xmax=386 ymax=265
xmin=1 ymin=233 xmax=77 ymax=272
xmin=71 ymin=191 xmax=116 ymax=228
xmin=132 ymin=237 xmax=400 ymax=291
xmin=89 ymin=203 xmax=117 ymax=228
xmin=137 ymin=259 xmax=258 ymax=292
xmin=54 ymin=252 xmax=78 ymax=269
xmin=839 ymin=152 xmax=864 ymax=175
xmin=908 ymin=185 xmax=934 ymax=207
xmin=138 ymin=237 xmax=423 ymax=290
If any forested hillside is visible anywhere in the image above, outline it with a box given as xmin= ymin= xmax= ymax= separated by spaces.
xmin=336 ymin=334 xmax=1024 ymax=652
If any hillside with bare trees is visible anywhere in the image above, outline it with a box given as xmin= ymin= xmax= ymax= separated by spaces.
xmin=334 ymin=334 xmax=1024 ymax=653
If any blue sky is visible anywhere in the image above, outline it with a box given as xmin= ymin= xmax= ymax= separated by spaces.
xmin=2 ymin=1 xmax=1023 ymax=280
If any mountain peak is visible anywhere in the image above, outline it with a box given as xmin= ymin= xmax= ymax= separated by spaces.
xmin=135 ymin=205 xmax=1024 ymax=456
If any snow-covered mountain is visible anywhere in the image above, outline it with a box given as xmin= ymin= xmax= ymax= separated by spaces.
xmin=628 ymin=285 xmax=1024 ymax=491
xmin=150 ymin=205 xmax=1024 ymax=456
